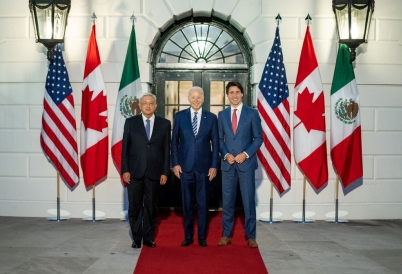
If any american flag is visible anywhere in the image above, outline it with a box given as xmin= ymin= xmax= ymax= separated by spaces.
xmin=40 ymin=45 xmax=79 ymax=187
xmin=256 ymin=27 xmax=291 ymax=194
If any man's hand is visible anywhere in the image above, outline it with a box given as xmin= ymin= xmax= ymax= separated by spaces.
xmin=226 ymin=153 xmax=236 ymax=165
xmin=173 ymin=165 xmax=182 ymax=179
xmin=123 ymin=172 xmax=131 ymax=184
xmin=160 ymin=175 xmax=168 ymax=185
xmin=208 ymin=168 xmax=217 ymax=181
xmin=235 ymin=152 xmax=247 ymax=164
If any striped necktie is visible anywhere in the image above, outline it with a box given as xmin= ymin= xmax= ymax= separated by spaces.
xmin=192 ymin=112 xmax=198 ymax=136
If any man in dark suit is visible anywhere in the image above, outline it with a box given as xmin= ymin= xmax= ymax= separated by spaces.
xmin=121 ymin=93 xmax=171 ymax=249
xmin=217 ymin=81 xmax=263 ymax=248
xmin=171 ymin=87 xmax=219 ymax=247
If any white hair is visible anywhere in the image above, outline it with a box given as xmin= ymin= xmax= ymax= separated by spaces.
xmin=140 ymin=93 xmax=157 ymax=103
xmin=188 ymin=86 xmax=204 ymax=98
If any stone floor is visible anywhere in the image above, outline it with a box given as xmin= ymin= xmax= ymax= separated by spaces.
xmin=0 ymin=213 xmax=401 ymax=274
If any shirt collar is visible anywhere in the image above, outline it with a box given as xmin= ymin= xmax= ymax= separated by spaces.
xmin=231 ymin=103 xmax=243 ymax=112
xmin=190 ymin=107 xmax=202 ymax=115
xmin=142 ymin=114 xmax=155 ymax=122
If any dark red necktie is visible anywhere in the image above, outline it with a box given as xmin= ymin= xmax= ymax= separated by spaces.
xmin=232 ymin=109 xmax=237 ymax=134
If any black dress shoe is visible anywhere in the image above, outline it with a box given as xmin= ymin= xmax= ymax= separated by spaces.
xmin=143 ymin=240 xmax=156 ymax=248
xmin=131 ymin=240 xmax=141 ymax=248
xmin=198 ymin=239 xmax=208 ymax=247
xmin=181 ymin=239 xmax=194 ymax=246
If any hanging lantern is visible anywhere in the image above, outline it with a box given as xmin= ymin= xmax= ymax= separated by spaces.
xmin=332 ymin=0 xmax=375 ymax=61
xmin=29 ymin=0 xmax=71 ymax=60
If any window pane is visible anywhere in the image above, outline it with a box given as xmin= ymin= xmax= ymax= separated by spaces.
xmin=182 ymin=25 xmax=197 ymax=42
xmin=205 ymin=45 xmax=220 ymax=59
xmin=215 ymin=31 xmax=232 ymax=48
xmin=210 ymin=106 xmax=224 ymax=116
xmin=180 ymin=50 xmax=197 ymax=62
xmin=179 ymin=81 xmax=193 ymax=104
xmin=171 ymin=31 xmax=188 ymax=48
xmin=210 ymin=81 xmax=225 ymax=105
xmin=206 ymin=26 xmax=221 ymax=43
xmin=222 ymin=40 xmax=240 ymax=56
xmin=165 ymin=105 xmax=178 ymax=125
xmin=165 ymin=81 xmax=178 ymax=104
xmin=164 ymin=40 xmax=181 ymax=54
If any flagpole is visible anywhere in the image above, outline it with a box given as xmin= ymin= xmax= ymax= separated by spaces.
xmin=326 ymin=175 xmax=348 ymax=223
xmin=259 ymin=181 xmax=282 ymax=223
xmin=92 ymin=185 xmax=96 ymax=221
xmin=81 ymin=12 xmax=105 ymax=222
xmin=293 ymin=175 xmax=314 ymax=223
xmin=335 ymin=175 xmax=339 ymax=222
xmin=47 ymin=171 xmax=68 ymax=221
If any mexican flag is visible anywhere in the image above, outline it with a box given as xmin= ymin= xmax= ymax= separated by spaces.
xmin=330 ymin=44 xmax=363 ymax=189
xmin=111 ymin=25 xmax=143 ymax=184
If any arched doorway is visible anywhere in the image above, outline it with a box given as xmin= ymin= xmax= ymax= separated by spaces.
xmin=150 ymin=16 xmax=252 ymax=209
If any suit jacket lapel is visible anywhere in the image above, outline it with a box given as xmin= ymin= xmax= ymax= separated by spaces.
xmin=236 ymin=106 xmax=248 ymax=134
xmin=136 ymin=115 xmax=149 ymax=141
xmin=196 ymin=109 xmax=207 ymax=138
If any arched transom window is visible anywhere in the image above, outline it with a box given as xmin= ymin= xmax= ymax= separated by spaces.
xmin=159 ymin=23 xmax=245 ymax=64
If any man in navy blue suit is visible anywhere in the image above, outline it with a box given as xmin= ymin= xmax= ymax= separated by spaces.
xmin=171 ymin=86 xmax=219 ymax=247
xmin=217 ymin=81 xmax=263 ymax=248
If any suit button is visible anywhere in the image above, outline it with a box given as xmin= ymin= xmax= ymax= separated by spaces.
xmin=148 ymin=145 xmax=150 ymax=147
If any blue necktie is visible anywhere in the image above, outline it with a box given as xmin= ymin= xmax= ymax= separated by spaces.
xmin=192 ymin=112 xmax=198 ymax=136
xmin=146 ymin=119 xmax=151 ymax=140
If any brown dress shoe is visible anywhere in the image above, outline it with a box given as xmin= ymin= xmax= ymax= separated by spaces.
xmin=247 ymin=239 xmax=258 ymax=248
xmin=218 ymin=237 xmax=232 ymax=246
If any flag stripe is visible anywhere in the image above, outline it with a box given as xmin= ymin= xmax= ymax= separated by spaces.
xmin=41 ymin=123 xmax=78 ymax=183
xmin=331 ymin=126 xmax=363 ymax=188
xmin=40 ymin=135 xmax=78 ymax=187
xmin=258 ymin=93 xmax=291 ymax=158
xmin=40 ymin=44 xmax=79 ymax=187
xmin=43 ymin=96 xmax=77 ymax=150
xmin=297 ymin=142 xmax=328 ymax=190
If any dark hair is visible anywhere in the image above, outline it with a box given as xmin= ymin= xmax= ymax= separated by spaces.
xmin=225 ymin=81 xmax=244 ymax=95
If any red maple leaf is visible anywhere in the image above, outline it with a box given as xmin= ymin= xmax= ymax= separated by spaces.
xmin=81 ymin=86 xmax=108 ymax=132
xmin=294 ymin=87 xmax=325 ymax=132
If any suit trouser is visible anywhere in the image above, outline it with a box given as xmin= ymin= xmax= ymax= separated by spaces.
xmin=127 ymin=172 xmax=159 ymax=242
xmin=222 ymin=165 xmax=256 ymax=240
xmin=181 ymin=169 xmax=209 ymax=240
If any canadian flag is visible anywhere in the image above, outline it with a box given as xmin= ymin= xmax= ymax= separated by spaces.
xmin=80 ymin=25 xmax=108 ymax=188
xmin=293 ymin=26 xmax=328 ymax=191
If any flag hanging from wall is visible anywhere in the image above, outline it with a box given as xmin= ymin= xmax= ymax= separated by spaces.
xmin=257 ymin=26 xmax=291 ymax=194
xmin=111 ymin=25 xmax=143 ymax=186
xmin=40 ymin=45 xmax=79 ymax=188
xmin=330 ymin=43 xmax=363 ymax=191
xmin=80 ymin=24 xmax=108 ymax=188
xmin=293 ymin=26 xmax=328 ymax=191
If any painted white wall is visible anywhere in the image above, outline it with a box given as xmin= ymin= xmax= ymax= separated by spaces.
xmin=0 ymin=0 xmax=401 ymax=220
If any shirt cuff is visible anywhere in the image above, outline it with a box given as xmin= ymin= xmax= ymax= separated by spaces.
xmin=243 ymin=151 xmax=249 ymax=158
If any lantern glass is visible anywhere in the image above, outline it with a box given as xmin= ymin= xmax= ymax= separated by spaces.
xmin=31 ymin=2 xmax=69 ymax=41
xmin=333 ymin=1 xmax=374 ymax=43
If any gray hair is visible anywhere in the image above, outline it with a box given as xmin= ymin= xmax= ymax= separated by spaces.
xmin=188 ymin=86 xmax=204 ymax=98
xmin=140 ymin=93 xmax=157 ymax=103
